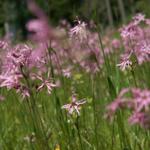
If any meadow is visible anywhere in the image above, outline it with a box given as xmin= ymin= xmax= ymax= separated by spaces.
xmin=0 ymin=1 xmax=150 ymax=150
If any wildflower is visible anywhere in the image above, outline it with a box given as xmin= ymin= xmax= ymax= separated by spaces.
xmin=128 ymin=112 xmax=150 ymax=128
xmin=62 ymin=69 xmax=71 ymax=78
xmin=117 ymin=53 xmax=132 ymax=71
xmin=145 ymin=19 xmax=150 ymax=25
xmin=133 ymin=13 xmax=145 ymax=25
xmin=16 ymin=85 xmax=30 ymax=99
xmin=26 ymin=19 xmax=51 ymax=43
xmin=62 ymin=94 xmax=86 ymax=115
xmin=0 ymin=40 xmax=9 ymax=50
xmin=131 ymin=40 xmax=150 ymax=64
xmin=105 ymin=88 xmax=130 ymax=120
xmin=117 ymin=59 xmax=132 ymax=71
xmin=4 ymin=44 xmax=32 ymax=69
xmin=36 ymin=75 xmax=57 ymax=94
xmin=105 ymin=88 xmax=150 ymax=128
xmin=80 ymin=61 xmax=100 ymax=73
xmin=111 ymin=39 xmax=121 ymax=49
xmin=118 ymin=13 xmax=150 ymax=65
xmin=140 ymin=41 xmax=150 ymax=54
xmin=70 ymin=20 xmax=87 ymax=42
xmin=0 ymin=73 xmax=21 ymax=90
xmin=27 ymin=0 xmax=55 ymax=44
xmin=120 ymin=23 xmax=143 ymax=41
xmin=131 ymin=88 xmax=150 ymax=112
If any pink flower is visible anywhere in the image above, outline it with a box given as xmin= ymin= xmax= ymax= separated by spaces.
xmin=62 ymin=68 xmax=71 ymax=78
xmin=140 ymin=41 xmax=150 ymax=54
xmin=128 ymin=112 xmax=150 ymax=128
xmin=36 ymin=75 xmax=57 ymax=94
xmin=27 ymin=0 xmax=54 ymax=43
xmin=3 ymin=44 xmax=32 ymax=69
xmin=117 ymin=53 xmax=132 ymax=71
xmin=118 ymin=13 xmax=150 ymax=65
xmin=111 ymin=39 xmax=121 ymax=49
xmin=16 ymin=85 xmax=30 ymax=99
xmin=133 ymin=13 xmax=145 ymax=25
xmin=105 ymin=88 xmax=130 ymax=120
xmin=145 ymin=19 xmax=150 ymax=25
xmin=26 ymin=19 xmax=51 ymax=43
xmin=62 ymin=95 xmax=86 ymax=115
xmin=0 ymin=40 xmax=9 ymax=50
xmin=27 ymin=0 xmax=46 ymax=19
xmin=120 ymin=23 xmax=137 ymax=39
xmin=117 ymin=59 xmax=132 ymax=71
xmin=70 ymin=20 xmax=87 ymax=42
xmin=131 ymin=88 xmax=150 ymax=112
xmin=0 ymin=73 xmax=21 ymax=90
xmin=106 ymin=88 xmax=150 ymax=128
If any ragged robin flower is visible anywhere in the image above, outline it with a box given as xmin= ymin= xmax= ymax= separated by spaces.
xmin=62 ymin=94 xmax=86 ymax=115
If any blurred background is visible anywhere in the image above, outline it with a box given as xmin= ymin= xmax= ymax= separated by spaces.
xmin=0 ymin=0 xmax=149 ymax=40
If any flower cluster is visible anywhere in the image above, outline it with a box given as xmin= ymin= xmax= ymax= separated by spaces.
xmin=106 ymin=88 xmax=150 ymax=128
xmin=118 ymin=13 xmax=150 ymax=70
xmin=0 ymin=41 xmax=57 ymax=99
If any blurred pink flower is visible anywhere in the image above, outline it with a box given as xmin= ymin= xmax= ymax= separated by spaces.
xmin=133 ymin=13 xmax=145 ymax=25
xmin=106 ymin=88 xmax=150 ymax=128
xmin=27 ymin=0 xmax=46 ymax=19
xmin=145 ymin=19 xmax=150 ymax=25
xmin=119 ymin=13 xmax=150 ymax=65
xmin=120 ymin=23 xmax=143 ymax=40
xmin=111 ymin=39 xmax=121 ymax=49
xmin=27 ymin=19 xmax=51 ymax=43
xmin=62 ymin=95 xmax=86 ymax=115
xmin=62 ymin=68 xmax=71 ymax=78
xmin=140 ymin=41 xmax=150 ymax=54
xmin=0 ymin=73 xmax=21 ymax=90
xmin=117 ymin=53 xmax=132 ymax=71
xmin=105 ymin=88 xmax=130 ymax=120
xmin=0 ymin=40 xmax=9 ymax=50
xmin=131 ymin=88 xmax=150 ymax=112
xmin=16 ymin=85 xmax=30 ymax=99
xmin=70 ymin=20 xmax=87 ymax=42
xmin=128 ymin=112 xmax=150 ymax=128
xmin=27 ymin=0 xmax=54 ymax=43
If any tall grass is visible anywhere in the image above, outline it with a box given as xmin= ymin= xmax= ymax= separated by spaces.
xmin=0 ymin=1 xmax=150 ymax=150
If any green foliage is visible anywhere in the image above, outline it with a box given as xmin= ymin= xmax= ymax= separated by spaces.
xmin=135 ymin=0 xmax=150 ymax=17
xmin=34 ymin=0 xmax=82 ymax=24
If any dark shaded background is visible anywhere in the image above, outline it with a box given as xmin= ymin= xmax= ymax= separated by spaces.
xmin=0 ymin=0 xmax=149 ymax=39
